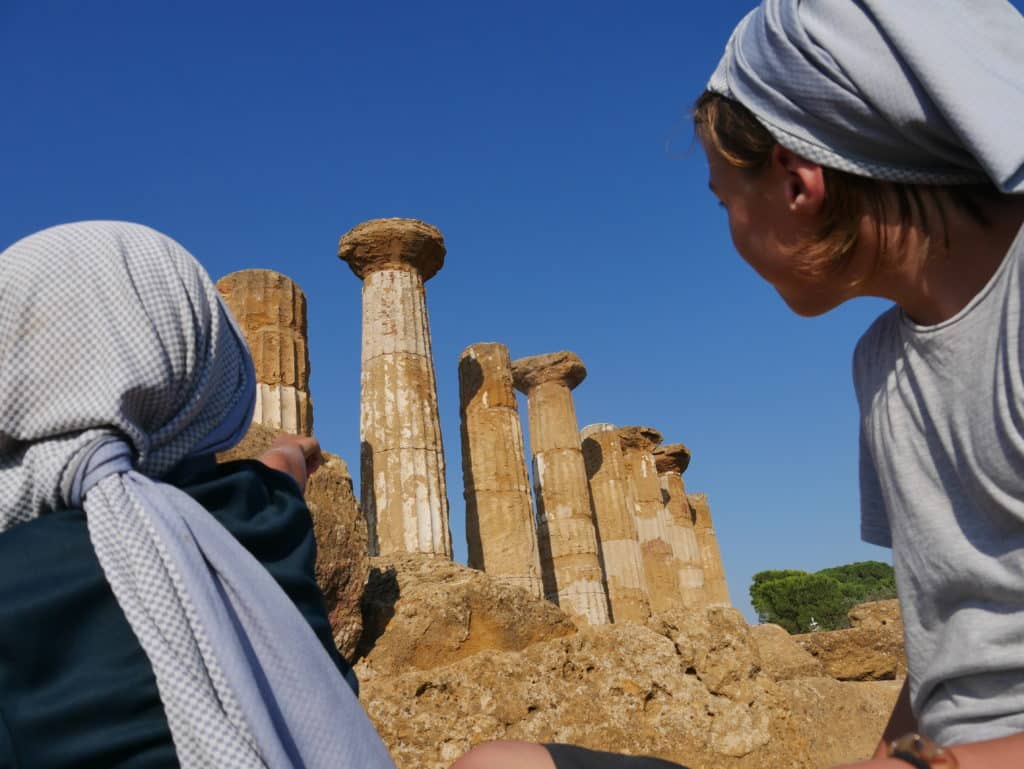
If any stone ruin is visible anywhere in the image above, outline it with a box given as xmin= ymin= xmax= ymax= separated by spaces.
xmin=219 ymin=216 xmax=732 ymax=626
xmin=215 ymin=216 xmax=905 ymax=769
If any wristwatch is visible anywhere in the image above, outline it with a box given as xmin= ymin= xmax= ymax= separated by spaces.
xmin=888 ymin=733 xmax=958 ymax=769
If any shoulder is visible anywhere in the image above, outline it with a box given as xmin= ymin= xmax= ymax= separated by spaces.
xmin=852 ymin=305 xmax=902 ymax=405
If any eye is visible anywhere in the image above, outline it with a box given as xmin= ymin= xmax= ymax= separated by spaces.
xmin=717 ymin=200 xmax=726 ymax=209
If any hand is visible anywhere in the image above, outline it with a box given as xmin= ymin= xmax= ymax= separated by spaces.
xmin=256 ymin=434 xmax=323 ymax=493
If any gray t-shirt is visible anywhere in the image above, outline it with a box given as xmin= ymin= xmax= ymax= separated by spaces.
xmin=854 ymin=223 xmax=1024 ymax=746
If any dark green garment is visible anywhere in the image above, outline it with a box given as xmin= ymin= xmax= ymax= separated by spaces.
xmin=0 ymin=458 xmax=355 ymax=769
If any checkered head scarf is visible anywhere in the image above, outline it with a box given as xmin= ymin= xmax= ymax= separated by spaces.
xmin=708 ymin=0 xmax=1024 ymax=192
xmin=0 ymin=221 xmax=395 ymax=768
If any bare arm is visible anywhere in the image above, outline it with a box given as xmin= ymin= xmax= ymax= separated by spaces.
xmin=872 ymin=679 xmax=917 ymax=759
xmin=256 ymin=434 xmax=323 ymax=494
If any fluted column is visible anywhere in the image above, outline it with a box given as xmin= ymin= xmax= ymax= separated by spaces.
xmin=618 ymin=426 xmax=683 ymax=615
xmin=338 ymin=218 xmax=451 ymax=558
xmin=653 ymin=443 xmax=705 ymax=608
xmin=580 ymin=423 xmax=650 ymax=623
xmin=512 ymin=351 xmax=610 ymax=626
xmin=689 ymin=492 xmax=730 ymax=606
xmin=217 ymin=269 xmax=313 ymax=435
xmin=459 ymin=342 xmax=543 ymax=598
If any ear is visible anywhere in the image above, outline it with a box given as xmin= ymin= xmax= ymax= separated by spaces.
xmin=771 ymin=145 xmax=826 ymax=215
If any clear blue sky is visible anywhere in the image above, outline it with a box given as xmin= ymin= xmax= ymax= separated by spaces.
xmin=11 ymin=1 xmax=1008 ymax=621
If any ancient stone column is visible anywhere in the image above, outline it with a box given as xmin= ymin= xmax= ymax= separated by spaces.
xmin=689 ymin=492 xmax=730 ymax=606
xmin=338 ymin=218 xmax=451 ymax=558
xmin=512 ymin=351 xmax=610 ymax=626
xmin=459 ymin=342 xmax=544 ymax=598
xmin=653 ymin=443 xmax=705 ymax=608
xmin=216 ymin=269 xmax=313 ymax=435
xmin=580 ymin=423 xmax=650 ymax=623
xmin=618 ymin=426 xmax=683 ymax=615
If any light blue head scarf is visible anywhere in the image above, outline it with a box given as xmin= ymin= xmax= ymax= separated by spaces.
xmin=0 ymin=222 xmax=395 ymax=769
xmin=708 ymin=0 xmax=1024 ymax=192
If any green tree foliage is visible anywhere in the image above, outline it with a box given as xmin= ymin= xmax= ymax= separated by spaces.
xmin=749 ymin=561 xmax=896 ymax=634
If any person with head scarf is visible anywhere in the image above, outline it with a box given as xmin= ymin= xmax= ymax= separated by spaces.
xmin=0 ymin=221 xmax=397 ymax=768
xmin=451 ymin=1 xmax=1024 ymax=768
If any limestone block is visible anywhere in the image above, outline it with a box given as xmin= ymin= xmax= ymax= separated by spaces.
xmin=749 ymin=623 xmax=825 ymax=681
xmin=339 ymin=218 xmax=451 ymax=558
xmin=689 ymin=492 xmax=730 ymax=606
xmin=794 ymin=603 xmax=906 ymax=681
xmin=216 ymin=423 xmax=367 ymax=660
xmin=459 ymin=343 xmax=543 ymax=598
xmin=216 ymin=269 xmax=313 ymax=435
xmin=355 ymin=553 xmax=576 ymax=683
xmin=580 ymin=423 xmax=650 ymax=623
xmin=512 ymin=351 xmax=610 ymax=626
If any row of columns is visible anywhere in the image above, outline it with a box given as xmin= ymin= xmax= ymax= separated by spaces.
xmin=217 ymin=217 xmax=730 ymax=626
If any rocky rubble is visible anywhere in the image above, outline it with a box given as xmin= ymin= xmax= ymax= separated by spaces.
xmin=355 ymin=554 xmax=903 ymax=769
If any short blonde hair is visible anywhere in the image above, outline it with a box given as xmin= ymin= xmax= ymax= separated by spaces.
xmin=692 ymin=90 xmax=1000 ymax=280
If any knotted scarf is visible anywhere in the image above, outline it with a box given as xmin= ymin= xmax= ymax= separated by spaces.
xmin=0 ymin=221 xmax=395 ymax=769
xmin=708 ymin=0 xmax=1024 ymax=192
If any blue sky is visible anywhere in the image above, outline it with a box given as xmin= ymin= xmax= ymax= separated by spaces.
xmin=8 ymin=0 xmax=996 ymax=621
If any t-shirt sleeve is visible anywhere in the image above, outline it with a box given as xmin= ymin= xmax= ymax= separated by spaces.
xmin=858 ymin=423 xmax=892 ymax=548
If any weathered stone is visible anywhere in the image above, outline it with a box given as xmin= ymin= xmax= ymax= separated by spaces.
xmin=459 ymin=343 xmax=543 ymax=598
xmin=848 ymin=599 xmax=901 ymax=631
xmin=338 ymin=218 xmax=451 ymax=558
xmin=512 ymin=352 xmax=610 ymax=626
xmin=653 ymin=443 xmax=705 ymax=608
xmin=359 ymin=597 xmax=899 ymax=769
xmin=216 ymin=423 xmax=367 ymax=660
xmin=776 ymin=677 xmax=902 ymax=764
xmin=689 ymin=492 xmax=730 ymax=606
xmin=618 ymin=426 xmax=683 ymax=615
xmin=217 ymin=269 xmax=313 ymax=435
xmin=580 ymin=423 xmax=650 ymax=623
xmin=337 ymin=217 xmax=445 ymax=281
xmin=354 ymin=552 xmax=576 ymax=683
xmin=795 ymin=601 xmax=906 ymax=681
xmin=749 ymin=623 xmax=825 ymax=681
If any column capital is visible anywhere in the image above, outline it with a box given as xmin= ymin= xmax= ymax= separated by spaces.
xmin=653 ymin=442 xmax=692 ymax=475
xmin=511 ymin=351 xmax=586 ymax=393
xmin=617 ymin=425 xmax=663 ymax=453
xmin=338 ymin=218 xmax=445 ymax=281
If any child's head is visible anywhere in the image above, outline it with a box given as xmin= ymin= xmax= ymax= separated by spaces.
xmin=693 ymin=90 xmax=1003 ymax=315
xmin=697 ymin=0 xmax=1022 ymax=315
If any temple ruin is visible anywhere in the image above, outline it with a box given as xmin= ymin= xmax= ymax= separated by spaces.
xmin=580 ymin=423 xmax=650 ymax=623
xmin=220 ymin=218 xmax=733 ymax=622
xmin=653 ymin=443 xmax=706 ymax=607
xmin=512 ymin=351 xmax=610 ymax=626
xmin=459 ymin=342 xmax=544 ymax=598
xmin=216 ymin=269 xmax=313 ymax=435
xmin=338 ymin=218 xmax=452 ymax=558
xmin=690 ymin=493 xmax=730 ymax=605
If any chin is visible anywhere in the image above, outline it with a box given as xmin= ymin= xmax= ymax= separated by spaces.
xmin=779 ymin=292 xmax=840 ymax=318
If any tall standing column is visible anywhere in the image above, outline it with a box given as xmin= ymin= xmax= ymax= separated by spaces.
xmin=459 ymin=342 xmax=543 ymax=598
xmin=338 ymin=218 xmax=451 ymax=558
xmin=689 ymin=493 xmax=730 ymax=606
xmin=217 ymin=269 xmax=313 ymax=435
xmin=653 ymin=443 xmax=705 ymax=608
xmin=512 ymin=352 xmax=610 ymax=626
xmin=618 ymin=426 xmax=683 ymax=615
xmin=580 ymin=423 xmax=650 ymax=623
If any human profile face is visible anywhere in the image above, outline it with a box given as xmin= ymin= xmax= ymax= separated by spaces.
xmin=702 ymin=141 xmax=860 ymax=317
